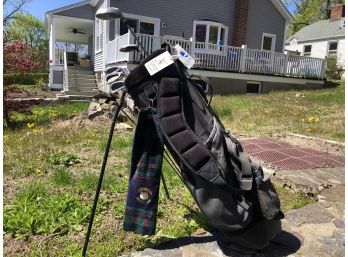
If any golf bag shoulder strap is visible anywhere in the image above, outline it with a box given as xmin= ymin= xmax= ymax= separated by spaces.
xmin=157 ymin=76 xmax=243 ymax=194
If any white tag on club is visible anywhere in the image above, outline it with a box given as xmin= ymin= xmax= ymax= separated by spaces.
xmin=145 ymin=51 xmax=174 ymax=76
xmin=175 ymin=44 xmax=195 ymax=69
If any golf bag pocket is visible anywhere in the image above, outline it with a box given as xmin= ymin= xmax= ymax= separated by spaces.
xmin=249 ymin=163 xmax=281 ymax=220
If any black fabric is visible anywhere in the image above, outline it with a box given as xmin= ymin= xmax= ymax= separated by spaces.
xmin=124 ymin=47 xmax=283 ymax=250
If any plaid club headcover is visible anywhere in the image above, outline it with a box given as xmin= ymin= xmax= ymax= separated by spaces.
xmin=123 ymin=107 xmax=164 ymax=235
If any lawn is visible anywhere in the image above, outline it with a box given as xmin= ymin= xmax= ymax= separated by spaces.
xmin=212 ymin=80 xmax=344 ymax=141
xmin=4 ymin=81 xmax=343 ymax=256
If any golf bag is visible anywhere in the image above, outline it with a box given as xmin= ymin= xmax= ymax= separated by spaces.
xmin=124 ymin=48 xmax=283 ymax=250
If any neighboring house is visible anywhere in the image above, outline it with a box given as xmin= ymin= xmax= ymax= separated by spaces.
xmin=285 ymin=4 xmax=345 ymax=73
xmin=46 ymin=0 xmax=327 ymax=96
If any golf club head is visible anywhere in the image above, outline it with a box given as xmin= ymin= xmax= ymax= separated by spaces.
xmin=120 ymin=44 xmax=140 ymax=53
xmin=110 ymin=81 xmax=125 ymax=94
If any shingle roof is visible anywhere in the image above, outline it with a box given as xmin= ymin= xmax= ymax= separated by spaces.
xmin=287 ymin=19 xmax=345 ymax=43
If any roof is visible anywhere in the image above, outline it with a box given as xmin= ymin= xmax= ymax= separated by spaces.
xmin=46 ymin=0 xmax=90 ymax=15
xmin=50 ymin=0 xmax=294 ymax=22
xmin=287 ymin=19 xmax=345 ymax=43
xmin=270 ymin=0 xmax=294 ymax=23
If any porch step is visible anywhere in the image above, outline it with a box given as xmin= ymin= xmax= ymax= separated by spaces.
xmin=68 ymin=80 xmax=97 ymax=86
xmin=68 ymin=78 xmax=97 ymax=84
xmin=63 ymin=90 xmax=97 ymax=96
xmin=67 ymin=69 xmax=94 ymax=75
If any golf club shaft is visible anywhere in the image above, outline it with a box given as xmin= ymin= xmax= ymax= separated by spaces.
xmin=82 ymin=91 xmax=127 ymax=257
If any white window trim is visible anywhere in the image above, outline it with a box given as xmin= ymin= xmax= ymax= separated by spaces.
xmin=261 ymin=33 xmax=276 ymax=52
xmin=95 ymin=18 xmax=103 ymax=52
xmin=114 ymin=13 xmax=160 ymax=37
xmin=192 ymin=20 xmax=229 ymax=45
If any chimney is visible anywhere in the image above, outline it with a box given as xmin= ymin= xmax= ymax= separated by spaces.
xmin=232 ymin=0 xmax=249 ymax=47
xmin=330 ymin=4 xmax=345 ymax=21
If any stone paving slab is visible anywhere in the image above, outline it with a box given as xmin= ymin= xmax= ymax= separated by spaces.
xmin=274 ymin=167 xmax=344 ymax=194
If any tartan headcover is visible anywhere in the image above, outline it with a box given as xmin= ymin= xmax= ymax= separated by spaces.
xmin=123 ymin=107 xmax=164 ymax=235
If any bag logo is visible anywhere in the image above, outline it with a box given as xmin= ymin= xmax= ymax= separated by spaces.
xmin=136 ymin=187 xmax=152 ymax=204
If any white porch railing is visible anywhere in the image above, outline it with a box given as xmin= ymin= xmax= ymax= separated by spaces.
xmin=107 ymin=33 xmax=130 ymax=64
xmin=106 ymin=33 xmax=326 ymax=79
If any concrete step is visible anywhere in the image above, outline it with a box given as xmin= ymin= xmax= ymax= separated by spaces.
xmin=68 ymin=84 xmax=97 ymax=89
xmin=63 ymin=91 xmax=95 ymax=97
xmin=68 ymin=72 xmax=95 ymax=77
xmin=67 ymin=69 xmax=94 ymax=75
xmin=68 ymin=79 xmax=97 ymax=84
xmin=69 ymin=85 xmax=97 ymax=91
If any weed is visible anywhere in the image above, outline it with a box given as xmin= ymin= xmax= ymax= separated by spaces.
xmin=51 ymin=168 xmax=74 ymax=186
xmin=274 ymin=182 xmax=317 ymax=213
xmin=76 ymin=172 xmax=99 ymax=192
xmin=47 ymin=151 xmax=80 ymax=167
xmin=4 ymin=182 xmax=90 ymax=238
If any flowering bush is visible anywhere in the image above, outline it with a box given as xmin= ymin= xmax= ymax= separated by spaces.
xmin=4 ymin=40 xmax=41 ymax=74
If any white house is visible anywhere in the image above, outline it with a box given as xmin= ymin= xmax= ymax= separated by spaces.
xmin=285 ymin=4 xmax=345 ymax=72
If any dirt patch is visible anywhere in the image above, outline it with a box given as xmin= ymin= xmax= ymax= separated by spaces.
xmin=278 ymin=134 xmax=344 ymax=158
xmin=5 ymin=85 xmax=57 ymax=99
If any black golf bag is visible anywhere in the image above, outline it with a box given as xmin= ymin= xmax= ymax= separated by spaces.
xmin=124 ymin=48 xmax=283 ymax=250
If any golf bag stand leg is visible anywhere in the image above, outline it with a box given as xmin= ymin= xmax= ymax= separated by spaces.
xmin=82 ymin=91 xmax=127 ymax=257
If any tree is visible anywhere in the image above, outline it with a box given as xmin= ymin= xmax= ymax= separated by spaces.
xmin=288 ymin=0 xmax=344 ymax=35
xmin=5 ymin=13 xmax=49 ymax=71
xmin=6 ymin=13 xmax=47 ymax=49
xmin=3 ymin=0 xmax=32 ymax=26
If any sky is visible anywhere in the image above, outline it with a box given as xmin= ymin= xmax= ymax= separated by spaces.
xmin=24 ymin=0 xmax=297 ymax=21
xmin=25 ymin=0 xmax=83 ymax=21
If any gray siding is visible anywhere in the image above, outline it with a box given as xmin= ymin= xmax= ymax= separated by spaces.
xmin=94 ymin=0 xmax=106 ymax=71
xmin=55 ymin=4 xmax=95 ymax=20
xmin=110 ymin=0 xmax=236 ymax=45
xmin=245 ymin=0 xmax=286 ymax=52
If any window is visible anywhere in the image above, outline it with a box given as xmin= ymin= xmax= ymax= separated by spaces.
xmin=261 ymin=33 xmax=276 ymax=51
xmin=96 ymin=18 xmax=103 ymax=51
xmin=246 ymin=82 xmax=261 ymax=94
xmin=119 ymin=16 xmax=158 ymax=36
xmin=303 ymin=45 xmax=312 ymax=56
xmin=193 ymin=21 xmax=228 ymax=45
xmin=120 ymin=18 xmax=138 ymax=35
xmin=328 ymin=42 xmax=338 ymax=55
xmin=140 ymin=22 xmax=155 ymax=35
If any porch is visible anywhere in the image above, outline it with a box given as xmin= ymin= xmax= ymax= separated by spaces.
xmin=47 ymin=15 xmax=95 ymax=93
xmin=106 ymin=33 xmax=326 ymax=80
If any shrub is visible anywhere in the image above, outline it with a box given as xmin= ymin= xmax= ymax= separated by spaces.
xmin=325 ymin=55 xmax=344 ymax=80
xmin=4 ymin=73 xmax=48 ymax=85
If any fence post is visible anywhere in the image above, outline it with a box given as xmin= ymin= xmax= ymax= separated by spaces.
xmin=320 ymin=56 xmax=327 ymax=79
xmin=63 ymin=48 xmax=68 ymax=92
xmin=127 ymin=32 xmax=133 ymax=62
xmin=240 ymin=45 xmax=247 ymax=73
xmin=283 ymin=51 xmax=289 ymax=76
xmin=191 ymin=37 xmax=196 ymax=59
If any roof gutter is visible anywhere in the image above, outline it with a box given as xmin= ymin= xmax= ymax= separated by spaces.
xmin=89 ymin=0 xmax=99 ymax=7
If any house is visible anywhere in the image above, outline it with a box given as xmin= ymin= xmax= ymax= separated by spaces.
xmin=46 ymin=0 xmax=326 ymax=97
xmin=285 ymin=4 xmax=345 ymax=76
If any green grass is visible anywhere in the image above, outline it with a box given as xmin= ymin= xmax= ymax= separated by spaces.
xmin=6 ymin=102 xmax=89 ymax=128
xmin=212 ymin=80 xmax=344 ymax=141
xmin=4 ymin=83 xmax=342 ymax=256
xmin=274 ymin=182 xmax=316 ymax=213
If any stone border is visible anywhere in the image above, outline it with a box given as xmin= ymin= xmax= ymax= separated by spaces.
xmin=286 ymin=132 xmax=344 ymax=148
